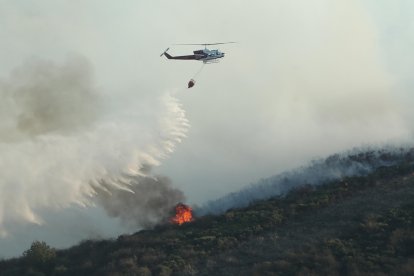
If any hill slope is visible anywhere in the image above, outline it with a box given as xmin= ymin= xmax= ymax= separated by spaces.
xmin=1 ymin=152 xmax=414 ymax=275
xmin=199 ymin=148 xmax=414 ymax=215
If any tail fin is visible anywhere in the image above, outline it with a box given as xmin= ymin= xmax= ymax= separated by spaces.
xmin=160 ymin=48 xmax=172 ymax=58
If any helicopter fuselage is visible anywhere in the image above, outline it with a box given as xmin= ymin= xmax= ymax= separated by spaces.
xmin=162 ymin=48 xmax=225 ymax=63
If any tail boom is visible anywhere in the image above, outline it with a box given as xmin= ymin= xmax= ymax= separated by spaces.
xmin=160 ymin=48 xmax=198 ymax=60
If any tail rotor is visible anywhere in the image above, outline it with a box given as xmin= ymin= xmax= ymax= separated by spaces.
xmin=160 ymin=48 xmax=170 ymax=57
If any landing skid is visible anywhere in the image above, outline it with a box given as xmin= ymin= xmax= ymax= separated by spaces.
xmin=203 ymin=60 xmax=220 ymax=64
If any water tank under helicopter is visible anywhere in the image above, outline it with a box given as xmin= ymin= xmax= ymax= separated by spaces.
xmin=188 ymin=79 xmax=195 ymax=88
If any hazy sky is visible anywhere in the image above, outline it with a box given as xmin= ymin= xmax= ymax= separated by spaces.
xmin=0 ymin=0 xmax=413 ymax=257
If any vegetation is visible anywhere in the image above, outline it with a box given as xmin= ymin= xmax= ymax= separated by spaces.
xmin=1 ymin=150 xmax=414 ymax=275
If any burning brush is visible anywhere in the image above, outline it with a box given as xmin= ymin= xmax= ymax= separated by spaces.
xmin=170 ymin=203 xmax=193 ymax=225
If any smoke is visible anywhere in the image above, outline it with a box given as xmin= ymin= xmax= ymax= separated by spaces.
xmin=0 ymin=56 xmax=100 ymax=142
xmin=95 ymin=173 xmax=185 ymax=229
xmin=0 ymin=56 xmax=189 ymax=236
xmin=198 ymin=147 xmax=414 ymax=215
xmin=156 ymin=0 xmax=413 ymax=204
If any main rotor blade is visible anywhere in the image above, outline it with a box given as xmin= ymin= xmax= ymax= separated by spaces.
xmin=174 ymin=42 xmax=236 ymax=46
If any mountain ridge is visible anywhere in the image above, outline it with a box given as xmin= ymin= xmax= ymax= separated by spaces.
xmin=1 ymin=148 xmax=414 ymax=275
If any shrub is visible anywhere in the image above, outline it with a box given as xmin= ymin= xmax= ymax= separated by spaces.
xmin=23 ymin=241 xmax=56 ymax=265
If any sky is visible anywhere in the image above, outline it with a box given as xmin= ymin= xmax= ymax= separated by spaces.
xmin=0 ymin=0 xmax=413 ymax=257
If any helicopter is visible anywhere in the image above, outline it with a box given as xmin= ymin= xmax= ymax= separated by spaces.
xmin=160 ymin=42 xmax=235 ymax=64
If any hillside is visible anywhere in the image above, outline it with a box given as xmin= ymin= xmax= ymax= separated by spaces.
xmin=199 ymin=148 xmax=414 ymax=215
xmin=1 ymin=151 xmax=414 ymax=275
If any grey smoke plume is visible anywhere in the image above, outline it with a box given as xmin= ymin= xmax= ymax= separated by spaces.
xmin=0 ymin=56 xmax=189 ymax=236
xmin=0 ymin=56 xmax=101 ymax=142
xmin=95 ymin=173 xmax=185 ymax=229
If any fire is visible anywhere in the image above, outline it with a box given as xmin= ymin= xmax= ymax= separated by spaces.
xmin=171 ymin=203 xmax=193 ymax=225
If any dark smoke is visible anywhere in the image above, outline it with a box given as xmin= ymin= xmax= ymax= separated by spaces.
xmin=95 ymin=173 xmax=185 ymax=229
xmin=0 ymin=55 xmax=101 ymax=142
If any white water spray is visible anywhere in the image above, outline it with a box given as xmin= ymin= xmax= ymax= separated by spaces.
xmin=0 ymin=56 xmax=189 ymax=236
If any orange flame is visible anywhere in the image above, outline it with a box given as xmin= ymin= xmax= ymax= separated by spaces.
xmin=171 ymin=203 xmax=193 ymax=225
